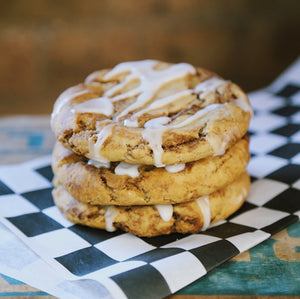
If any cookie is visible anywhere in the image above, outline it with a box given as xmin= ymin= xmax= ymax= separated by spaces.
xmin=52 ymin=172 xmax=250 ymax=237
xmin=51 ymin=60 xmax=252 ymax=166
xmin=52 ymin=136 xmax=250 ymax=206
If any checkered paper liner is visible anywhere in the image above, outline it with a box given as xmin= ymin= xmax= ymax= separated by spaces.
xmin=0 ymin=61 xmax=300 ymax=299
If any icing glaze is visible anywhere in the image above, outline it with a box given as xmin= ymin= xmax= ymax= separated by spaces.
xmin=235 ymin=187 xmax=248 ymax=204
xmin=51 ymin=89 xmax=89 ymax=128
xmin=123 ymin=118 xmax=139 ymax=127
xmin=72 ymin=97 xmax=114 ymax=116
xmin=104 ymin=206 xmax=119 ymax=232
xmin=89 ymin=159 xmax=184 ymax=175
xmin=142 ymin=127 xmax=166 ymax=167
xmin=155 ymin=204 xmax=173 ymax=222
xmin=103 ymin=60 xmax=196 ymax=122
xmin=89 ymin=123 xmax=115 ymax=163
xmin=232 ymin=97 xmax=254 ymax=115
xmin=205 ymin=132 xmax=232 ymax=156
xmin=141 ymin=104 xmax=220 ymax=164
xmin=126 ymin=90 xmax=193 ymax=127
xmin=144 ymin=116 xmax=171 ymax=129
xmin=195 ymin=77 xmax=227 ymax=98
xmin=165 ymin=163 xmax=185 ymax=173
xmin=87 ymin=159 xmax=111 ymax=169
xmin=142 ymin=117 xmax=171 ymax=167
xmin=169 ymin=103 xmax=221 ymax=129
xmin=205 ymin=125 xmax=239 ymax=156
xmin=65 ymin=60 xmax=252 ymax=161
xmin=196 ymin=195 xmax=211 ymax=231
xmin=115 ymin=162 xmax=140 ymax=178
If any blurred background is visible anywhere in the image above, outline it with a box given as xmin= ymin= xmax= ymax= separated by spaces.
xmin=1 ymin=0 xmax=299 ymax=115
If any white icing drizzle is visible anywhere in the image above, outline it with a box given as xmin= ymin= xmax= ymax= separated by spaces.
xmin=155 ymin=204 xmax=173 ymax=222
xmin=195 ymin=77 xmax=227 ymax=99
xmin=126 ymin=90 xmax=193 ymax=127
xmin=232 ymin=97 xmax=254 ymax=115
xmin=65 ymin=60 xmax=252 ymax=162
xmin=142 ymin=117 xmax=171 ymax=167
xmin=195 ymin=78 xmax=253 ymax=115
xmin=144 ymin=116 xmax=171 ymax=128
xmin=103 ymin=60 xmax=196 ymax=122
xmin=88 ymin=123 xmax=115 ymax=163
xmin=205 ymin=125 xmax=239 ymax=156
xmin=104 ymin=206 xmax=119 ymax=232
xmin=141 ymin=104 xmax=220 ymax=165
xmin=196 ymin=195 xmax=211 ymax=231
xmin=235 ymin=194 xmax=244 ymax=204
xmin=142 ymin=90 xmax=192 ymax=112
xmin=51 ymin=89 xmax=89 ymax=128
xmin=236 ymin=188 xmax=248 ymax=204
xmin=72 ymin=97 xmax=114 ymax=116
xmin=87 ymin=159 xmax=111 ymax=169
xmin=142 ymin=128 xmax=166 ymax=167
xmin=104 ymin=73 xmax=138 ymax=99
xmin=169 ymin=103 xmax=221 ymax=128
xmin=115 ymin=162 xmax=140 ymax=178
xmin=165 ymin=163 xmax=185 ymax=173
xmin=205 ymin=133 xmax=232 ymax=156
xmin=88 ymin=159 xmax=185 ymax=175
xmin=123 ymin=118 xmax=139 ymax=127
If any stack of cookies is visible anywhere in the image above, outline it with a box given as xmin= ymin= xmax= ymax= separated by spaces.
xmin=51 ymin=60 xmax=252 ymax=237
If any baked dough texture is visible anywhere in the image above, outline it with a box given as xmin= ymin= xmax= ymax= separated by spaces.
xmin=52 ymin=136 xmax=250 ymax=205
xmin=50 ymin=60 xmax=253 ymax=236
xmin=51 ymin=60 xmax=252 ymax=166
xmin=52 ymin=172 xmax=250 ymax=237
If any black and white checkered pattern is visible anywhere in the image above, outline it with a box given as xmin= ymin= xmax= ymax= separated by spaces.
xmin=0 ymin=70 xmax=299 ymax=298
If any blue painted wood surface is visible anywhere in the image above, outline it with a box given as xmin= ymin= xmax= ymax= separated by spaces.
xmin=177 ymin=221 xmax=300 ymax=296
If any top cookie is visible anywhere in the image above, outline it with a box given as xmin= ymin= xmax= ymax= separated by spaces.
xmin=51 ymin=60 xmax=252 ymax=166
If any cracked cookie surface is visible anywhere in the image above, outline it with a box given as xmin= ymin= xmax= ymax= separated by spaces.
xmin=52 ymin=172 xmax=250 ymax=237
xmin=52 ymin=136 xmax=250 ymax=205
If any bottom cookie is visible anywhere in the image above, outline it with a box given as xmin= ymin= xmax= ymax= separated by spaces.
xmin=52 ymin=172 xmax=250 ymax=237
